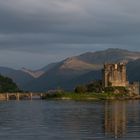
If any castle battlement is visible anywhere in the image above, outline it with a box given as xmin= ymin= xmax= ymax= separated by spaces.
xmin=102 ymin=63 xmax=140 ymax=95
xmin=102 ymin=63 xmax=129 ymax=87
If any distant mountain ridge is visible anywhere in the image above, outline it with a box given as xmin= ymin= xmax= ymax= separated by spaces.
xmin=0 ymin=48 xmax=140 ymax=92
xmin=21 ymin=68 xmax=44 ymax=78
xmin=127 ymin=58 xmax=140 ymax=82
xmin=20 ymin=62 xmax=60 ymax=78
xmin=77 ymin=48 xmax=140 ymax=64
xmin=22 ymin=48 xmax=140 ymax=92
xmin=21 ymin=48 xmax=140 ymax=78
xmin=0 ymin=67 xmax=34 ymax=89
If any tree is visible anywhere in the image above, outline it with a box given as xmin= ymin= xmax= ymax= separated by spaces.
xmin=86 ymin=80 xmax=103 ymax=93
xmin=0 ymin=75 xmax=19 ymax=93
xmin=75 ymin=85 xmax=87 ymax=93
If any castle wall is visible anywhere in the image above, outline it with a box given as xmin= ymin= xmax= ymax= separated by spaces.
xmin=102 ymin=63 xmax=129 ymax=88
xmin=102 ymin=63 xmax=140 ymax=95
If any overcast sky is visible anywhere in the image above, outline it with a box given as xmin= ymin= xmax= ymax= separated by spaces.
xmin=0 ymin=0 xmax=140 ymax=69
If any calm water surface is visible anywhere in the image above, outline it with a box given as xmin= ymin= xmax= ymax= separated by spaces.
xmin=0 ymin=100 xmax=140 ymax=140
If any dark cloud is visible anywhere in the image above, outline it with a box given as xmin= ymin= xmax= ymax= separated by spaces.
xmin=0 ymin=0 xmax=140 ymax=68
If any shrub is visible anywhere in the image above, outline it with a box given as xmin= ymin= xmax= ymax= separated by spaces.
xmin=75 ymin=85 xmax=87 ymax=93
xmin=0 ymin=75 xmax=19 ymax=93
xmin=86 ymin=80 xmax=103 ymax=93
xmin=104 ymin=86 xmax=128 ymax=94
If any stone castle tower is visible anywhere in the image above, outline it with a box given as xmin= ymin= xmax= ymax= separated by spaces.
xmin=102 ymin=63 xmax=129 ymax=87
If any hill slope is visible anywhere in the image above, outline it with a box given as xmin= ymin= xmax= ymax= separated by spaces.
xmin=77 ymin=48 xmax=140 ymax=64
xmin=24 ymin=48 xmax=140 ymax=92
xmin=127 ymin=59 xmax=140 ymax=82
xmin=0 ymin=67 xmax=34 ymax=89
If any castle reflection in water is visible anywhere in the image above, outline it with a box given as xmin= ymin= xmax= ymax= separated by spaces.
xmin=104 ymin=101 xmax=126 ymax=138
xmin=104 ymin=100 xmax=140 ymax=139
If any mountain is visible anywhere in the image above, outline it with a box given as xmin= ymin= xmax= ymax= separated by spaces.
xmin=21 ymin=68 xmax=44 ymax=78
xmin=76 ymin=48 xmax=140 ymax=64
xmin=23 ymin=48 xmax=140 ymax=92
xmin=40 ymin=62 xmax=60 ymax=72
xmin=0 ymin=67 xmax=34 ymax=89
xmin=21 ymin=62 xmax=60 ymax=78
xmin=127 ymin=59 xmax=140 ymax=82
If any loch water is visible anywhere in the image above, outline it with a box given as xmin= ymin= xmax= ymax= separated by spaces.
xmin=0 ymin=100 xmax=140 ymax=140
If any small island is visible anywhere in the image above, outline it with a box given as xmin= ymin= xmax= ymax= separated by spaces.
xmin=0 ymin=62 xmax=139 ymax=101
xmin=42 ymin=63 xmax=140 ymax=100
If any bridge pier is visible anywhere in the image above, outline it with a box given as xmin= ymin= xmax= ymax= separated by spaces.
xmin=16 ymin=93 xmax=20 ymax=100
xmin=6 ymin=93 xmax=9 ymax=101
xmin=29 ymin=93 xmax=32 ymax=100
xmin=40 ymin=93 xmax=43 ymax=99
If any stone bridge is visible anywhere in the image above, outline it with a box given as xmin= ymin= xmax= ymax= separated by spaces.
xmin=0 ymin=93 xmax=45 ymax=100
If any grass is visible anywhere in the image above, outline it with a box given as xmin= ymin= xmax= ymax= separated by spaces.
xmin=42 ymin=92 xmax=130 ymax=101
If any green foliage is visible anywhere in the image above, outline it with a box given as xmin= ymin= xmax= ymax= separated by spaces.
xmin=0 ymin=75 xmax=19 ymax=93
xmin=42 ymin=89 xmax=65 ymax=99
xmin=86 ymin=80 xmax=103 ymax=93
xmin=104 ymin=86 xmax=128 ymax=94
xmin=43 ymin=93 xmax=64 ymax=99
xmin=42 ymin=92 xmax=129 ymax=100
xmin=75 ymin=85 xmax=87 ymax=93
xmin=75 ymin=80 xmax=103 ymax=93
xmin=104 ymin=87 xmax=115 ymax=92
xmin=74 ymin=80 xmax=129 ymax=96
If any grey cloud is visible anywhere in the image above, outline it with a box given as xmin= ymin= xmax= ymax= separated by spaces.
xmin=0 ymin=0 xmax=140 ymax=68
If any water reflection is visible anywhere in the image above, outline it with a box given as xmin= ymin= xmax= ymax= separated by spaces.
xmin=104 ymin=101 xmax=126 ymax=139
xmin=0 ymin=100 xmax=140 ymax=140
